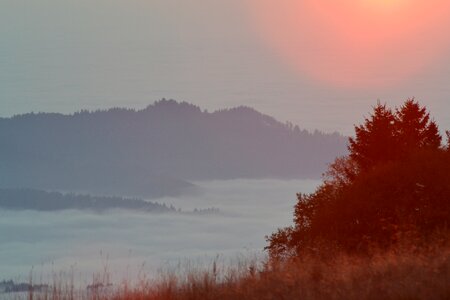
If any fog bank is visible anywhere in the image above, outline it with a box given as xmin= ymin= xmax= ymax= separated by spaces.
xmin=0 ymin=179 xmax=319 ymax=283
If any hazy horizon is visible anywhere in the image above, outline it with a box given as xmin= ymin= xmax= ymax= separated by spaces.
xmin=2 ymin=1 xmax=450 ymax=135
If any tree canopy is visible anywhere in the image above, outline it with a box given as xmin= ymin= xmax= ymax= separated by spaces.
xmin=267 ymin=99 xmax=450 ymax=258
xmin=349 ymin=99 xmax=441 ymax=172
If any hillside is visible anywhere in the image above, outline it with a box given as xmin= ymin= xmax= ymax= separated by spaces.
xmin=0 ymin=99 xmax=347 ymax=197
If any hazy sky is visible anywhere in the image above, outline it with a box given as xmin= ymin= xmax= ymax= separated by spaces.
xmin=1 ymin=0 xmax=450 ymax=134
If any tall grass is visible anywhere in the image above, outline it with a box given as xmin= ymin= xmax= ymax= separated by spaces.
xmin=21 ymin=235 xmax=450 ymax=300
xmin=113 ymin=245 xmax=450 ymax=300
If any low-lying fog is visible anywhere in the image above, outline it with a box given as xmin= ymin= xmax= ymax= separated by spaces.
xmin=0 ymin=179 xmax=319 ymax=284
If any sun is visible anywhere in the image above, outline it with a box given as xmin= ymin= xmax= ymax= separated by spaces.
xmin=246 ymin=0 xmax=450 ymax=88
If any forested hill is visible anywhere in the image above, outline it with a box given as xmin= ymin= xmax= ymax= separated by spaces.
xmin=0 ymin=188 xmax=175 ymax=213
xmin=0 ymin=99 xmax=347 ymax=197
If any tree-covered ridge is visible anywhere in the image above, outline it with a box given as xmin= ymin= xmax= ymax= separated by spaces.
xmin=0 ymin=188 xmax=176 ymax=213
xmin=0 ymin=99 xmax=346 ymax=198
xmin=267 ymin=99 xmax=450 ymax=257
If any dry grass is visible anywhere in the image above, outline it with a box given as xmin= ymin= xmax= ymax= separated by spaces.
xmin=20 ymin=236 xmax=450 ymax=300
xmin=112 ymin=246 xmax=450 ymax=300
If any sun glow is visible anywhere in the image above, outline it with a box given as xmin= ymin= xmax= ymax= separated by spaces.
xmin=362 ymin=0 xmax=409 ymax=11
xmin=247 ymin=0 xmax=450 ymax=88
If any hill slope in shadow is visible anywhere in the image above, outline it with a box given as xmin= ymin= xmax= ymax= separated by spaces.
xmin=0 ymin=99 xmax=347 ymax=198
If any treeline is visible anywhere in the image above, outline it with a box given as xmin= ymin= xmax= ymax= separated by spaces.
xmin=267 ymin=99 xmax=450 ymax=257
xmin=0 ymin=188 xmax=224 ymax=215
xmin=0 ymin=280 xmax=48 ymax=294
xmin=0 ymin=188 xmax=175 ymax=213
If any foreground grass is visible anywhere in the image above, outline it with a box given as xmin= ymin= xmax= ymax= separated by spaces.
xmin=22 ymin=239 xmax=450 ymax=300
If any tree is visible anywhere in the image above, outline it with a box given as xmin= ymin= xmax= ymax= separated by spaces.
xmin=395 ymin=99 xmax=441 ymax=152
xmin=323 ymin=156 xmax=358 ymax=188
xmin=446 ymin=130 xmax=450 ymax=151
xmin=267 ymin=99 xmax=449 ymax=258
xmin=348 ymin=99 xmax=442 ymax=173
xmin=348 ymin=102 xmax=397 ymax=171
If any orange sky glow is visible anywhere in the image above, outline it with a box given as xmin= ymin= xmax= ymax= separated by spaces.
xmin=247 ymin=0 xmax=450 ymax=88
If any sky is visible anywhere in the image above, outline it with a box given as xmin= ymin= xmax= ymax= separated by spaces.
xmin=1 ymin=0 xmax=450 ymax=135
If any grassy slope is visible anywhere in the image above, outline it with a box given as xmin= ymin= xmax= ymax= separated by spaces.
xmin=25 ymin=234 xmax=450 ymax=300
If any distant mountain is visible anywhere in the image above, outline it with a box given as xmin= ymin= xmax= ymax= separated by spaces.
xmin=0 ymin=99 xmax=347 ymax=197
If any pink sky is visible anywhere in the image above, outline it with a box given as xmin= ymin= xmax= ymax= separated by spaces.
xmin=247 ymin=0 xmax=450 ymax=87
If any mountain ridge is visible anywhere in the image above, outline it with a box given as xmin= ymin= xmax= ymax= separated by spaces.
xmin=0 ymin=99 xmax=347 ymax=198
